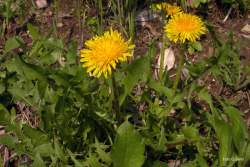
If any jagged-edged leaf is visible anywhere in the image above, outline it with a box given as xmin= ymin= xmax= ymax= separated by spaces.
xmin=27 ymin=24 xmax=40 ymax=40
xmin=0 ymin=135 xmax=18 ymax=148
xmin=153 ymin=161 xmax=167 ymax=167
xmin=22 ymin=125 xmax=49 ymax=146
xmin=196 ymin=155 xmax=209 ymax=167
xmin=148 ymin=79 xmax=173 ymax=98
xmin=4 ymin=36 xmax=22 ymax=52
xmin=119 ymin=55 xmax=150 ymax=105
xmin=182 ymin=126 xmax=200 ymax=141
xmin=111 ymin=121 xmax=145 ymax=167
xmin=223 ymin=106 xmax=249 ymax=156
xmin=34 ymin=143 xmax=54 ymax=157
xmin=32 ymin=153 xmax=46 ymax=167
xmin=0 ymin=104 xmax=10 ymax=124
xmin=208 ymin=114 xmax=233 ymax=166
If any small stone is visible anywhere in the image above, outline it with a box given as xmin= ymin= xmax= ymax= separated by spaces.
xmin=36 ymin=0 xmax=48 ymax=9
xmin=56 ymin=22 xmax=63 ymax=28
xmin=241 ymin=24 xmax=250 ymax=34
xmin=156 ymin=47 xmax=175 ymax=71
xmin=241 ymin=24 xmax=250 ymax=39
xmin=242 ymin=34 xmax=250 ymax=39
xmin=136 ymin=9 xmax=160 ymax=22
xmin=45 ymin=10 xmax=53 ymax=17
xmin=182 ymin=68 xmax=189 ymax=78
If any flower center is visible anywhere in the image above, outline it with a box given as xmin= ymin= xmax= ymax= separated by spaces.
xmin=95 ymin=39 xmax=124 ymax=67
xmin=176 ymin=18 xmax=197 ymax=33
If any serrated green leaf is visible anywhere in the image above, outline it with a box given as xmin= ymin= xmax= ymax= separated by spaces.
xmin=22 ymin=125 xmax=49 ymax=146
xmin=200 ymin=0 xmax=208 ymax=3
xmin=5 ymin=56 xmax=48 ymax=101
xmin=223 ymin=106 xmax=249 ymax=155
xmin=148 ymin=79 xmax=173 ymax=98
xmin=188 ymin=47 xmax=195 ymax=54
xmin=182 ymin=126 xmax=200 ymax=141
xmin=32 ymin=153 xmax=46 ymax=167
xmin=0 ymin=104 xmax=10 ymax=124
xmin=94 ymin=139 xmax=112 ymax=163
xmin=192 ymin=41 xmax=203 ymax=51
xmin=65 ymin=42 xmax=78 ymax=65
xmin=7 ymin=86 xmax=34 ymax=106
xmin=111 ymin=121 xmax=145 ymax=167
xmin=208 ymin=115 xmax=233 ymax=166
xmin=182 ymin=161 xmax=197 ymax=167
xmin=244 ymin=143 xmax=250 ymax=162
xmin=0 ymin=81 xmax=5 ymax=94
xmin=0 ymin=135 xmax=18 ymax=148
xmin=196 ymin=155 xmax=209 ymax=167
xmin=68 ymin=150 xmax=84 ymax=167
xmin=152 ymin=161 xmax=167 ymax=167
xmin=197 ymin=88 xmax=214 ymax=110
xmin=5 ymin=36 xmax=21 ymax=52
xmin=27 ymin=24 xmax=39 ymax=40
xmin=119 ymin=55 xmax=150 ymax=105
xmin=190 ymin=0 xmax=201 ymax=7
xmin=34 ymin=143 xmax=54 ymax=157
xmin=54 ymin=140 xmax=67 ymax=162
xmin=5 ymin=56 xmax=47 ymax=82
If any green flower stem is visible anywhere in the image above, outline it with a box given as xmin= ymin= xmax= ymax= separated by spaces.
xmin=97 ymin=0 xmax=103 ymax=34
xmin=128 ymin=10 xmax=135 ymax=41
xmin=172 ymin=47 xmax=184 ymax=95
xmin=117 ymin=0 xmax=123 ymax=27
xmin=164 ymin=46 xmax=185 ymax=116
xmin=159 ymin=35 xmax=166 ymax=81
xmin=111 ymin=74 xmax=121 ymax=123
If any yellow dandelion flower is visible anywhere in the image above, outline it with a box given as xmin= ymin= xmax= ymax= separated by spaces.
xmin=156 ymin=3 xmax=182 ymax=16
xmin=80 ymin=29 xmax=135 ymax=78
xmin=164 ymin=13 xmax=207 ymax=43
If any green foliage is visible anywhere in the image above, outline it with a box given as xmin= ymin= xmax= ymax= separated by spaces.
xmin=188 ymin=34 xmax=247 ymax=90
xmin=109 ymin=0 xmax=137 ymax=39
xmin=212 ymin=35 xmax=242 ymax=88
xmin=120 ymin=54 xmax=151 ymax=105
xmin=0 ymin=24 xmax=115 ymax=166
xmin=219 ymin=0 xmax=249 ymax=11
xmin=112 ymin=121 xmax=145 ymax=167
xmin=186 ymin=0 xmax=209 ymax=8
xmin=188 ymin=41 xmax=203 ymax=55
xmin=0 ymin=2 xmax=249 ymax=166
xmin=0 ymin=0 xmax=15 ymax=20
xmin=4 ymin=36 xmax=23 ymax=52
xmin=0 ymin=0 xmax=27 ymax=35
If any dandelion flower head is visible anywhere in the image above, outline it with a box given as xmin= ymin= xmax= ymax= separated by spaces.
xmin=156 ymin=3 xmax=182 ymax=17
xmin=80 ymin=29 xmax=135 ymax=78
xmin=164 ymin=13 xmax=207 ymax=43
